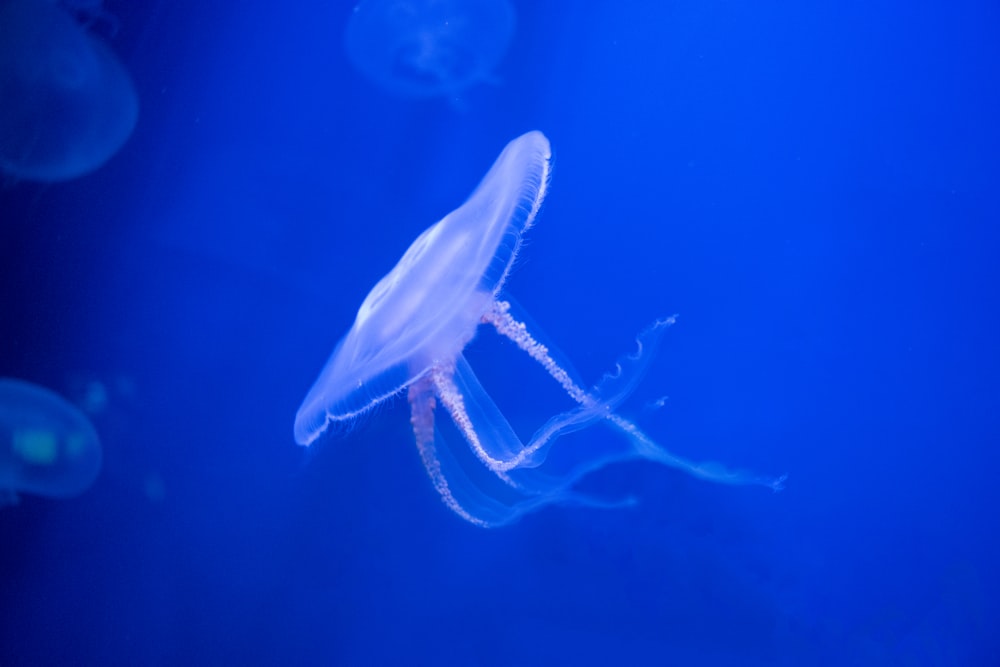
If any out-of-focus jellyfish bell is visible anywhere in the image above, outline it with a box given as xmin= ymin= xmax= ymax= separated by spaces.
xmin=344 ymin=0 xmax=515 ymax=98
xmin=0 ymin=378 xmax=102 ymax=504
xmin=0 ymin=0 xmax=138 ymax=182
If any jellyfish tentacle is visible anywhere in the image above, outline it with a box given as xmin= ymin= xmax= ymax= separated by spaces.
xmin=606 ymin=413 xmax=786 ymax=491
xmin=589 ymin=320 xmax=787 ymax=490
xmin=486 ymin=301 xmax=785 ymax=492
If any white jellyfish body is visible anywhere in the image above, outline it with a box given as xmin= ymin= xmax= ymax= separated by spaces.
xmin=0 ymin=0 xmax=138 ymax=181
xmin=0 ymin=378 xmax=102 ymax=502
xmin=295 ymin=132 xmax=785 ymax=527
xmin=344 ymin=0 xmax=515 ymax=98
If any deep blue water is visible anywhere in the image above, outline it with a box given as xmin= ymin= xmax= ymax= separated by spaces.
xmin=2 ymin=0 xmax=999 ymax=664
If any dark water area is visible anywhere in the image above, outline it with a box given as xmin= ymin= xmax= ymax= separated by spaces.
xmin=2 ymin=0 xmax=998 ymax=664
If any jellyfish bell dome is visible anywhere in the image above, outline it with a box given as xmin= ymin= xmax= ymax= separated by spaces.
xmin=294 ymin=131 xmax=551 ymax=445
xmin=0 ymin=0 xmax=138 ymax=182
xmin=344 ymin=0 xmax=515 ymax=99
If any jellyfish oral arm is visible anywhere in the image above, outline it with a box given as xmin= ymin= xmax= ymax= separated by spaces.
xmin=408 ymin=378 xmax=489 ymax=527
xmin=409 ymin=298 xmax=784 ymax=527
xmin=431 ymin=363 xmax=501 ymax=471
xmin=483 ymin=300 xmax=590 ymax=404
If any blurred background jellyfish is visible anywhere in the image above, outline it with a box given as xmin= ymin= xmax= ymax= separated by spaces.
xmin=344 ymin=0 xmax=515 ymax=99
xmin=46 ymin=0 xmax=119 ymax=33
xmin=0 ymin=0 xmax=138 ymax=182
xmin=0 ymin=377 xmax=102 ymax=504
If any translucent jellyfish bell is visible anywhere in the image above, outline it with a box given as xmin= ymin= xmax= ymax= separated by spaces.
xmin=295 ymin=131 xmax=785 ymax=527
xmin=0 ymin=0 xmax=138 ymax=182
xmin=344 ymin=0 xmax=515 ymax=98
xmin=0 ymin=378 xmax=102 ymax=503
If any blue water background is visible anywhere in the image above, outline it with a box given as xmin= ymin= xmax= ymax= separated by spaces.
xmin=2 ymin=1 xmax=998 ymax=664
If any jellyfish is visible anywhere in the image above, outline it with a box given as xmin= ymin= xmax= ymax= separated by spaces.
xmin=0 ymin=0 xmax=138 ymax=182
xmin=0 ymin=378 xmax=102 ymax=504
xmin=295 ymin=131 xmax=785 ymax=527
xmin=344 ymin=0 xmax=515 ymax=99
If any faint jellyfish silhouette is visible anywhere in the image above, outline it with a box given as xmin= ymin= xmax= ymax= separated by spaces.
xmin=0 ymin=378 xmax=102 ymax=504
xmin=47 ymin=0 xmax=119 ymax=34
xmin=344 ymin=0 xmax=515 ymax=98
xmin=295 ymin=131 xmax=786 ymax=527
xmin=0 ymin=0 xmax=138 ymax=182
